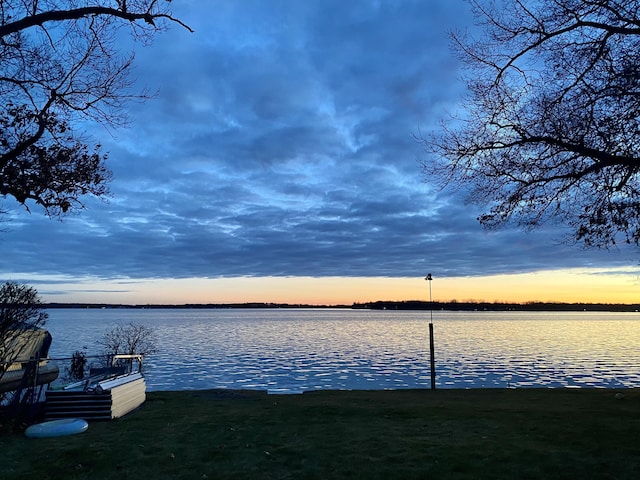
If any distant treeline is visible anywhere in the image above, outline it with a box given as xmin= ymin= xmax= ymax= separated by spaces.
xmin=44 ymin=301 xmax=640 ymax=312
xmin=43 ymin=302 xmax=349 ymax=310
xmin=353 ymin=300 xmax=640 ymax=312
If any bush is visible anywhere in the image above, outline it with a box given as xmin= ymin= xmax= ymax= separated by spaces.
xmin=97 ymin=322 xmax=158 ymax=370
xmin=67 ymin=348 xmax=88 ymax=381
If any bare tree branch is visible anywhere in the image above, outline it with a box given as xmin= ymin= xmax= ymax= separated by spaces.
xmin=425 ymin=0 xmax=640 ymax=248
xmin=0 ymin=1 xmax=190 ymax=217
xmin=0 ymin=4 xmax=193 ymax=38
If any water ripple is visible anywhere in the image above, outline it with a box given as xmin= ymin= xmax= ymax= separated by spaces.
xmin=45 ymin=309 xmax=640 ymax=392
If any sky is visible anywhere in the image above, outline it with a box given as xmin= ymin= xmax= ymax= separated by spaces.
xmin=1 ymin=0 xmax=639 ymax=305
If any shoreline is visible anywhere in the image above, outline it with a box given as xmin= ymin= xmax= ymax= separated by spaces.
xmin=44 ymin=300 xmax=640 ymax=312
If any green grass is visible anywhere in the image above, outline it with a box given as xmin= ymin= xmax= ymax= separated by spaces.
xmin=1 ymin=388 xmax=639 ymax=479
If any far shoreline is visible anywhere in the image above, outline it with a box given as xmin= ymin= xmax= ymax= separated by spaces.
xmin=43 ymin=300 xmax=640 ymax=312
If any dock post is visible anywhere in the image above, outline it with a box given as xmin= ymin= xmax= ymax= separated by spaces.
xmin=429 ymin=322 xmax=436 ymax=390
xmin=425 ymin=274 xmax=436 ymax=390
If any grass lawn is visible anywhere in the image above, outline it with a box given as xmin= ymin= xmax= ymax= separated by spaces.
xmin=1 ymin=388 xmax=639 ymax=479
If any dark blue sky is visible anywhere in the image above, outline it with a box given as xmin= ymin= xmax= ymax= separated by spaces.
xmin=1 ymin=0 xmax=637 ymax=303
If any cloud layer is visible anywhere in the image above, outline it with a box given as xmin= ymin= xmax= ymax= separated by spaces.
xmin=1 ymin=1 xmax=636 ymax=290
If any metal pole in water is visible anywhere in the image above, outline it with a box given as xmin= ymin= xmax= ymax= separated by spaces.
xmin=425 ymin=273 xmax=436 ymax=390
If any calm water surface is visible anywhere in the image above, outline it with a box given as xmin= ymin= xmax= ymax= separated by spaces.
xmin=45 ymin=308 xmax=640 ymax=392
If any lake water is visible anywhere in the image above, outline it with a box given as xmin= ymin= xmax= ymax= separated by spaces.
xmin=44 ymin=308 xmax=640 ymax=392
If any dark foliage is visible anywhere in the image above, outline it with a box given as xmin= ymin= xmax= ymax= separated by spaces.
xmin=0 ymin=1 xmax=190 ymax=216
xmin=0 ymin=281 xmax=47 ymax=421
xmin=68 ymin=349 xmax=88 ymax=381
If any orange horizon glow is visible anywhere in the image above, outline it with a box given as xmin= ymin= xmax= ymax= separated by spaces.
xmin=10 ymin=266 xmax=638 ymax=306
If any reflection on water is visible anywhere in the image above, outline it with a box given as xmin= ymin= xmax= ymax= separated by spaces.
xmin=46 ymin=309 xmax=640 ymax=392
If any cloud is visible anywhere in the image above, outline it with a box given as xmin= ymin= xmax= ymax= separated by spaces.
xmin=1 ymin=0 xmax=637 ymax=293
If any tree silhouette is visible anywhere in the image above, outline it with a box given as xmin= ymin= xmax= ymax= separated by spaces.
xmin=424 ymin=0 xmax=640 ymax=248
xmin=0 ymin=282 xmax=48 ymax=387
xmin=0 ymin=1 xmax=191 ymax=216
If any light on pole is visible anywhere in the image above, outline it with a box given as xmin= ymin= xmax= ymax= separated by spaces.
xmin=425 ymin=273 xmax=436 ymax=390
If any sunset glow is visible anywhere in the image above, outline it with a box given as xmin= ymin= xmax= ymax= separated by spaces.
xmin=16 ymin=267 xmax=638 ymax=306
